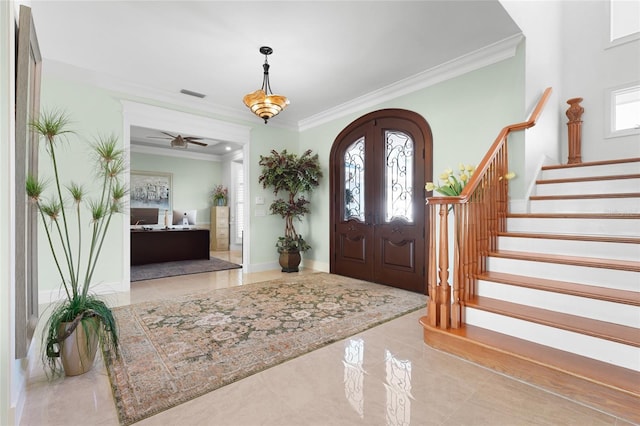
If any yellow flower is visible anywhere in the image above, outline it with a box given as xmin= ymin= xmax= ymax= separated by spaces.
xmin=426 ymin=163 xmax=480 ymax=197
xmin=427 ymin=162 xmax=514 ymax=197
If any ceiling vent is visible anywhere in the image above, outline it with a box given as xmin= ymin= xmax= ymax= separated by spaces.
xmin=180 ymin=89 xmax=206 ymax=99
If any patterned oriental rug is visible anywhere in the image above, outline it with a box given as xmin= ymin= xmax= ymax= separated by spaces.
xmin=129 ymin=257 xmax=242 ymax=282
xmin=103 ymin=272 xmax=426 ymax=425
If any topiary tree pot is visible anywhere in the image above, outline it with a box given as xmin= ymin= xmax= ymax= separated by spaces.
xmin=279 ymin=250 xmax=301 ymax=273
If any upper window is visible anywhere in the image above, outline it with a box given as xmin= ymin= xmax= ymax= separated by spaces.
xmin=606 ymin=83 xmax=640 ymax=138
xmin=609 ymin=0 xmax=640 ymax=44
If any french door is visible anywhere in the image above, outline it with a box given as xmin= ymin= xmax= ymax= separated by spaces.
xmin=329 ymin=109 xmax=432 ymax=293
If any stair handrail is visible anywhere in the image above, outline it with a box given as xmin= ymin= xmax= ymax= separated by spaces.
xmin=425 ymin=87 xmax=552 ymax=330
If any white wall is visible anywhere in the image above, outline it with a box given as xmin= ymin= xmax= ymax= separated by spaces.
xmin=3 ymin=3 xmax=29 ymax=424
xmin=500 ymin=0 xmax=564 ymax=200
xmin=502 ymin=0 xmax=640 ymax=169
xmin=1 ymin=2 xmax=16 ymax=424
xmin=561 ymin=0 xmax=640 ymax=161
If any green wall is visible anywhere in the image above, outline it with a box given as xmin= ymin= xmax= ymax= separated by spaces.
xmin=246 ymin=124 xmax=299 ymax=266
xmin=299 ymin=44 xmax=525 ymax=266
xmin=38 ymin=77 xmax=125 ymax=295
xmin=37 ymin=42 xmax=524 ymax=283
xmin=130 ymin=152 xmax=222 ymax=225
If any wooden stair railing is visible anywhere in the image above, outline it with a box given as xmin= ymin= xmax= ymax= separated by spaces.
xmin=425 ymin=87 xmax=553 ymax=330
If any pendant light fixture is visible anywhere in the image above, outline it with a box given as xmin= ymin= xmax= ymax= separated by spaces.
xmin=243 ymin=46 xmax=290 ymax=124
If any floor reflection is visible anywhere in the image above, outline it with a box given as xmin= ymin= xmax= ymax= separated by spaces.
xmin=384 ymin=349 xmax=413 ymax=426
xmin=343 ymin=338 xmax=365 ymax=418
xmin=342 ymin=340 xmax=414 ymax=425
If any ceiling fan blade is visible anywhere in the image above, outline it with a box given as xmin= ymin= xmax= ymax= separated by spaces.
xmin=187 ymin=140 xmax=208 ymax=147
xmin=147 ymin=136 xmax=172 ymax=140
xmin=160 ymin=131 xmax=178 ymax=138
xmin=183 ymin=136 xmax=203 ymax=141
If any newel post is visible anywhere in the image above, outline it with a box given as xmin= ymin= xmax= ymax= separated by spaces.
xmin=438 ymin=204 xmax=451 ymax=329
xmin=566 ymin=97 xmax=584 ymax=164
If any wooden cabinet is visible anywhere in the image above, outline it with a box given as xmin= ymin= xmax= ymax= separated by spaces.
xmin=210 ymin=206 xmax=229 ymax=251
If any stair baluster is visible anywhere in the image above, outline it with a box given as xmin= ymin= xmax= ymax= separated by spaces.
xmin=423 ymin=87 xmax=552 ymax=330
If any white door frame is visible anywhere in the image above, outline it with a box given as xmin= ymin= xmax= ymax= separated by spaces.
xmin=121 ymin=101 xmax=252 ymax=286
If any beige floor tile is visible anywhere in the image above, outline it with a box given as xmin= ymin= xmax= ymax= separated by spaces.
xmin=19 ymin=251 xmax=628 ymax=426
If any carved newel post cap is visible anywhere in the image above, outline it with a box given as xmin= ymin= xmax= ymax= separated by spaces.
xmin=567 ymin=97 xmax=583 ymax=104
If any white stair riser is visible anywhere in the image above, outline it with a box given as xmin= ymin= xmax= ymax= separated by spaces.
xmin=541 ymin=162 xmax=640 ymax=180
xmin=507 ymin=217 xmax=639 ymax=237
xmin=486 ymin=257 xmax=639 ymax=291
xmin=535 ymin=178 xmax=640 ymax=196
xmin=497 ymin=236 xmax=640 ymax=261
xmin=465 ymin=308 xmax=640 ymax=371
xmin=530 ymin=198 xmax=640 ymax=214
xmin=476 ymin=280 xmax=640 ymax=328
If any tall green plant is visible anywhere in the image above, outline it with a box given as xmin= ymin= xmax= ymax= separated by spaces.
xmin=258 ymin=149 xmax=322 ymax=253
xmin=27 ymin=110 xmax=123 ymax=375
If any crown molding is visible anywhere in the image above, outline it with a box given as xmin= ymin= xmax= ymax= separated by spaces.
xmin=297 ymin=33 xmax=524 ymax=131
xmin=43 ymin=33 xmax=523 ymax=134
xmin=129 ymin=143 xmax=223 ymax=162
xmin=43 ymin=58 xmax=262 ymax=123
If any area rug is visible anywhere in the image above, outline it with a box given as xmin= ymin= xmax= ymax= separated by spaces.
xmin=103 ymin=272 xmax=426 ymax=425
xmin=130 ymin=257 xmax=241 ymax=282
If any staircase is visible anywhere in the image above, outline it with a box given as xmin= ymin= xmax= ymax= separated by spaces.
xmin=424 ymin=158 xmax=640 ymax=421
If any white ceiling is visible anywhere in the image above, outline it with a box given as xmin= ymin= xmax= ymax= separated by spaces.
xmin=129 ymin=125 xmax=244 ymax=158
xmin=25 ymin=1 xmax=521 ymax=156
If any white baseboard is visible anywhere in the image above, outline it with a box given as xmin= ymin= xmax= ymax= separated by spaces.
xmin=38 ymin=280 xmax=127 ymax=306
xmin=302 ymin=258 xmax=329 ymax=273
xmin=244 ymin=261 xmax=280 ymax=274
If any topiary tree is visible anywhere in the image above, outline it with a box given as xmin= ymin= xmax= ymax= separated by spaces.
xmin=258 ymin=149 xmax=322 ymax=253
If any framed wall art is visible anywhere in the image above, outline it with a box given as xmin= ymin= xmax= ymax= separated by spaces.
xmin=130 ymin=171 xmax=172 ymax=212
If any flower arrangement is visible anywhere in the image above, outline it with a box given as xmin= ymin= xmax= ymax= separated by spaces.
xmin=211 ymin=185 xmax=228 ymax=206
xmin=425 ymin=163 xmax=476 ymax=196
xmin=425 ymin=163 xmax=515 ymax=196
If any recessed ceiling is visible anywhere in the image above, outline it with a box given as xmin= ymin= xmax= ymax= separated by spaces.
xmin=25 ymin=1 xmax=521 ymax=128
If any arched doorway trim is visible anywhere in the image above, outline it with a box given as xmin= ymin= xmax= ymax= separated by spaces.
xmin=329 ymin=109 xmax=433 ymax=293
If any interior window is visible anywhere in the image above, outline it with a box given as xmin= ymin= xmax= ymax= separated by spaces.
xmin=610 ymin=0 xmax=640 ymax=43
xmin=608 ymin=84 xmax=640 ymax=137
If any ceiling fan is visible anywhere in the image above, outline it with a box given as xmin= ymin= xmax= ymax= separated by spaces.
xmin=149 ymin=131 xmax=209 ymax=149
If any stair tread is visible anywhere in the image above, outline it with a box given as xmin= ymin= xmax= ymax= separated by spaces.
xmin=541 ymin=158 xmax=640 ymax=170
xmin=497 ymin=231 xmax=640 ymax=245
xmin=536 ymin=173 xmax=640 ymax=185
xmin=466 ymin=296 xmax=640 ymax=347
xmin=530 ymin=192 xmax=640 ymax=200
xmin=444 ymin=323 xmax=640 ymax=396
xmin=477 ymin=271 xmax=640 ymax=306
xmin=490 ymin=250 xmax=640 ymax=272
xmin=508 ymin=212 xmax=640 ymax=219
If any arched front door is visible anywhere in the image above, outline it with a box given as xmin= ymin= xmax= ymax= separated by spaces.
xmin=329 ymin=109 xmax=432 ymax=293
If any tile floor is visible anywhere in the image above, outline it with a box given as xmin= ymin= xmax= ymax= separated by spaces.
xmin=19 ymin=251 xmax=633 ymax=426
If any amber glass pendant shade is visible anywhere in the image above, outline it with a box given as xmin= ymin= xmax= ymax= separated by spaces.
xmin=243 ymin=46 xmax=289 ymax=124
